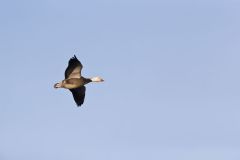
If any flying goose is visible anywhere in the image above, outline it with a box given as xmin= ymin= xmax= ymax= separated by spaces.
xmin=54 ymin=55 xmax=104 ymax=106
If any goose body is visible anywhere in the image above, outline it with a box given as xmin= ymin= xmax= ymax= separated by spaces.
xmin=54 ymin=55 xmax=104 ymax=106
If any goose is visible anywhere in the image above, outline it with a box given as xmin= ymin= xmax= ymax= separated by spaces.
xmin=54 ymin=55 xmax=104 ymax=106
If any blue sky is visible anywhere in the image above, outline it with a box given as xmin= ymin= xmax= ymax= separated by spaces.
xmin=1 ymin=0 xmax=240 ymax=159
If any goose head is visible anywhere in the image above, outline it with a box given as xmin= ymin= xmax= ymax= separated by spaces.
xmin=54 ymin=81 xmax=65 ymax=88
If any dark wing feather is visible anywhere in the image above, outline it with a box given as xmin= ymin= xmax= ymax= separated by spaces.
xmin=70 ymin=86 xmax=86 ymax=107
xmin=65 ymin=55 xmax=83 ymax=79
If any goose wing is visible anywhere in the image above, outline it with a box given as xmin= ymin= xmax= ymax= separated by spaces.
xmin=70 ymin=86 xmax=86 ymax=106
xmin=65 ymin=55 xmax=83 ymax=79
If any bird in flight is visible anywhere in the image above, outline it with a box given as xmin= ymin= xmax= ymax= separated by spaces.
xmin=54 ymin=55 xmax=104 ymax=106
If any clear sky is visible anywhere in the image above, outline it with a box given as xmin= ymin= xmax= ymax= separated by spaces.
xmin=1 ymin=0 xmax=240 ymax=159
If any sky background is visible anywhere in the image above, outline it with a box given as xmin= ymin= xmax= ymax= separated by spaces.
xmin=1 ymin=0 xmax=240 ymax=159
